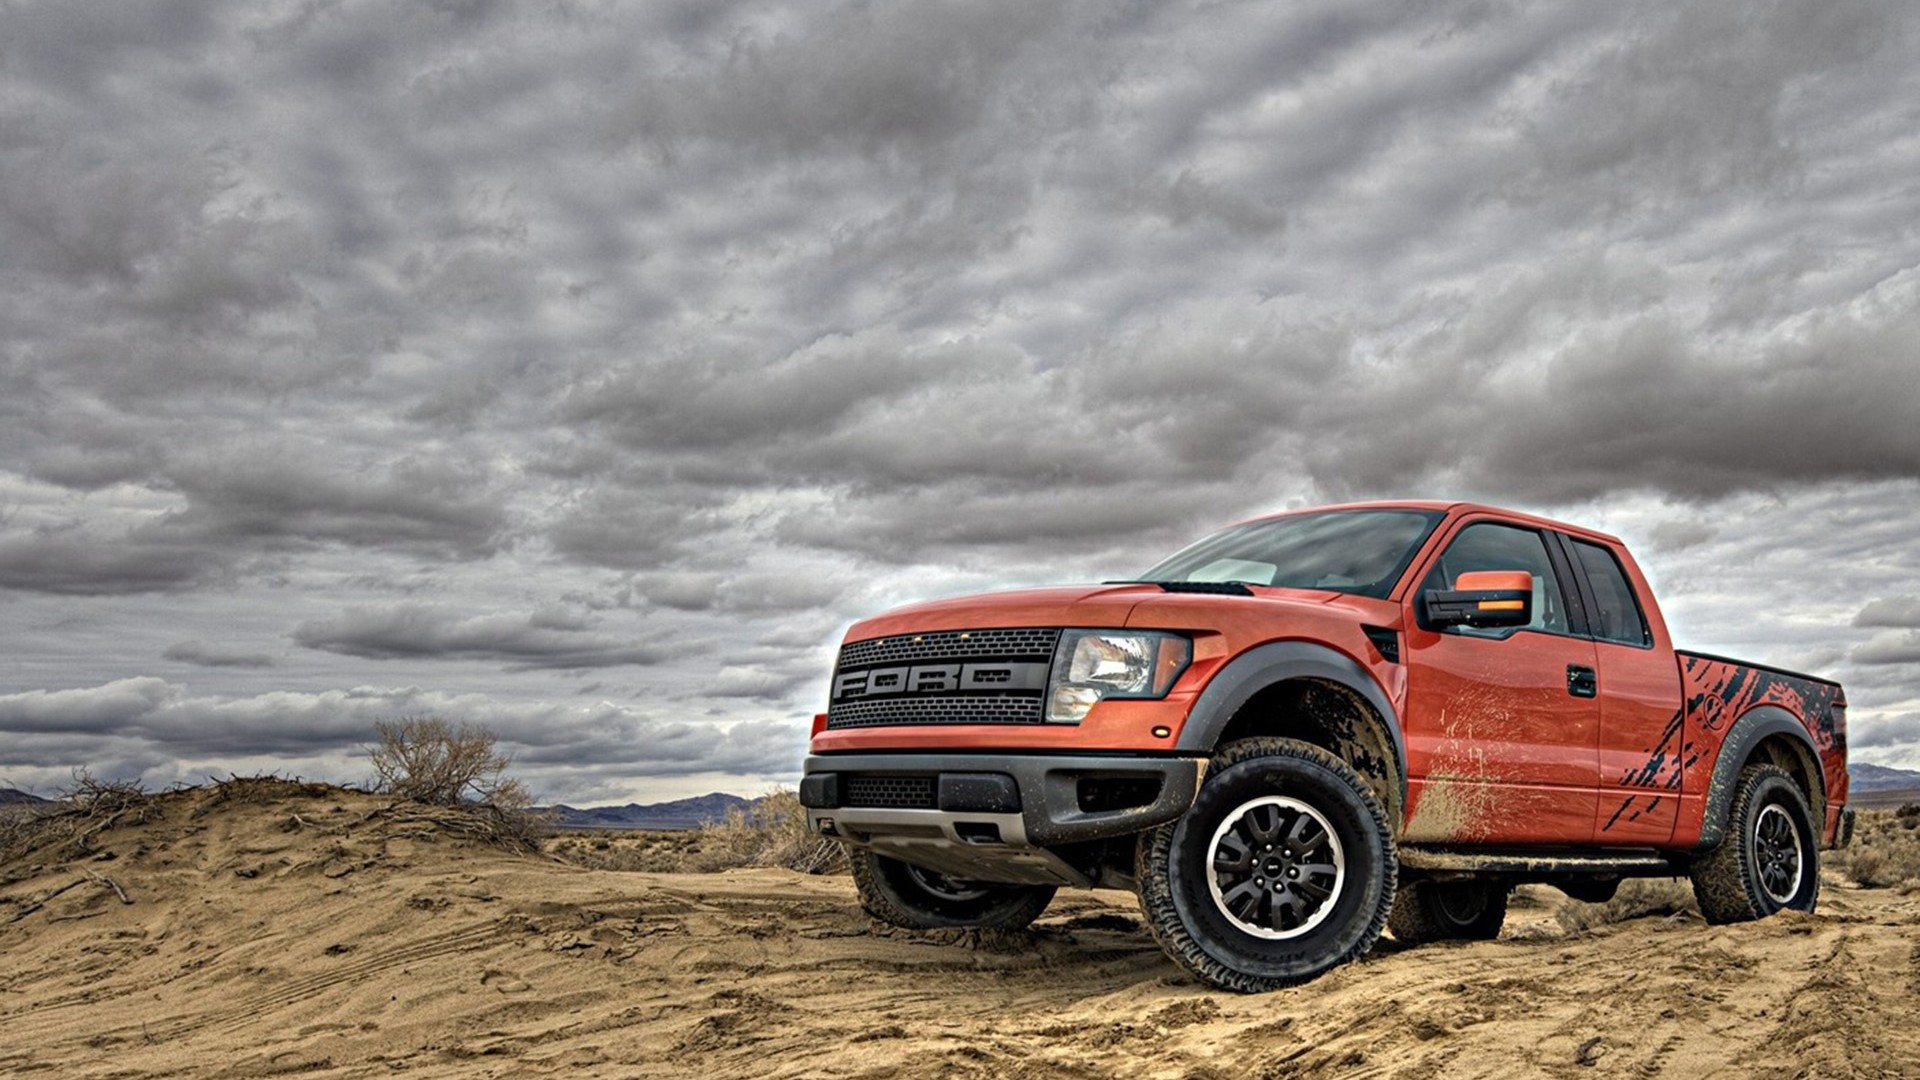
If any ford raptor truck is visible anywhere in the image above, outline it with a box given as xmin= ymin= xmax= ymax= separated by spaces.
xmin=799 ymin=502 xmax=1852 ymax=992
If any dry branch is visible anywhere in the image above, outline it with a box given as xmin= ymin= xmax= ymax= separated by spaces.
xmin=86 ymin=869 xmax=132 ymax=904
xmin=5 ymin=878 xmax=86 ymax=924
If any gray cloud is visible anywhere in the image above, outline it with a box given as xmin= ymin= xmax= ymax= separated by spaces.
xmin=163 ymin=641 xmax=276 ymax=669
xmin=1854 ymin=632 xmax=1920 ymax=667
xmin=292 ymin=605 xmax=669 ymax=670
xmin=166 ymin=451 xmax=510 ymax=560
xmin=1856 ymin=597 xmax=1920 ymax=629
xmin=0 ymin=525 xmax=222 ymax=596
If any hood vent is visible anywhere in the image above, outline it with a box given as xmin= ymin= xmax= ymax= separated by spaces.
xmin=1147 ymin=581 xmax=1255 ymax=596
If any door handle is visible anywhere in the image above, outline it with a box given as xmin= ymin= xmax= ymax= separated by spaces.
xmin=1567 ymin=664 xmax=1598 ymax=699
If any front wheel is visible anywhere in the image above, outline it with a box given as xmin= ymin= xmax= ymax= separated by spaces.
xmin=1136 ymin=738 xmax=1396 ymax=992
xmin=1690 ymin=763 xmax=1819 ymax=924
xmin=848 ymin=849 xmax=1056 ymax=930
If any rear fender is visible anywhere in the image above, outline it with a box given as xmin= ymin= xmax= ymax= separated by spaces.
xmin=1696 ymin=705 xmax=1823 ymax=851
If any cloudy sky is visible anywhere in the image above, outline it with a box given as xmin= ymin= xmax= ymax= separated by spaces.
xmin=3 ymin=1 xmax=1918 ymax=806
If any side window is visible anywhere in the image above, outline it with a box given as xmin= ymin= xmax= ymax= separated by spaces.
xmin=1419 ymin=523 xmax=1569 ymax=636
xmin=1570 ymin=540 xmax=1652 ymax=647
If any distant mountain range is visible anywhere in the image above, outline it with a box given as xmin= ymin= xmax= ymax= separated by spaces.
xmin=1846 ymin=762 xmax=1920 ymax=810
xmin=0 ymin=788 xmax=52 ymax=806
xmin=540 ymin=792 xmax=751 ymax=831
xmin=1849 ymin=762 xmax=1920 ymax=792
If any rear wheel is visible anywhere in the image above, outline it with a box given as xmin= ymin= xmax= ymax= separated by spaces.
xmin=1388 ymin=879 xmax=1509 ymax=944
xmin=849 ymin=849 xmax=1056 ymax=930
xmin=1136 ymin=738 xmax=1396 ymax=992
xmin=1691 ymin=763 xmax=1819 ymax=924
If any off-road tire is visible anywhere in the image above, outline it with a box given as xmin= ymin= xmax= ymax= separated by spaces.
xmin=1691 ymin=763 xmax=1820 ymax=925
xmin=848 ymin=849 xmax=1056 ymax=930
xmin=1388 ymin=879 xmax=1508 ymax=944
xmin=1136 ymin=737 xmax=1396 ymax=993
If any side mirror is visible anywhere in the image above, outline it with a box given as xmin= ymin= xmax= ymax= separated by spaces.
xmin=1422 ymin=570 xmax=1533 ymax=630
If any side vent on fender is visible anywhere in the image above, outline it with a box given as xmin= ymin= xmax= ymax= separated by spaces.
xmin=1362 ymin=625 xmax=1400 ymax=664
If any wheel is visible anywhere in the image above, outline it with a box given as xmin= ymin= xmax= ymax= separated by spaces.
xmin=848 ymin=849 xmax=1056 ymax=930
xmin=1388 ymin=879 xmax=1508 ymax=944
xmin=1136 ymin=738 xmax=1396 ymax=992
xmin=1690 ymin=763 xmax=1820 ymax=924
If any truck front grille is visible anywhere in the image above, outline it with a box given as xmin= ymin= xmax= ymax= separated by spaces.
xmin=836 ymin=628 xmax=1061 ymax=668
xmin=825 ymin=628 xmax=1059 ymax=730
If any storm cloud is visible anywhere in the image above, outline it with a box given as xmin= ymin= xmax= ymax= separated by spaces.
xmin=3 ymin=0 xmax=1918 ymax=801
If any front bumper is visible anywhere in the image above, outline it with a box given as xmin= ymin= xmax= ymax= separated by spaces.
xmin=800 ymin=752 xmax=1206 ymax=888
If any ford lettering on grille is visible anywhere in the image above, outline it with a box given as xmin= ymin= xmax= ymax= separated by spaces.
xmin=825 ymin=628 xmax=1059 ymax=729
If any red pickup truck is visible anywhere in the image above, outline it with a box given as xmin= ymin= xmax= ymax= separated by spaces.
xmin=800 ymin=502 xmax=1851 ymax=991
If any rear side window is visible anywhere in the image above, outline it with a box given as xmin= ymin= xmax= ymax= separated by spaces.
xmin=1570 ymin=540 xmax=1652 ymax=646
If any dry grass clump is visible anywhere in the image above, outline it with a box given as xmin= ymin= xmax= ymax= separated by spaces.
xmin=545 ymin=831 xmax=706 ymax=872
xmin=691 ymin=790 xmax=846 ymax=875
xmin=1831 ymin=806 xmax=1920 ymax=891
xmin=1554 ymin=877 xmax=1698 ymax=935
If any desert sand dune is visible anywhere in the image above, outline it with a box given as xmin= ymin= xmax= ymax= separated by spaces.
xmin=4 ymin=780 xmax=1917 ymax=1079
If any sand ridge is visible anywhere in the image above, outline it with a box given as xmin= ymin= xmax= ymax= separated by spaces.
xmin=3 ymin=780 xmax=1918 ymax=1079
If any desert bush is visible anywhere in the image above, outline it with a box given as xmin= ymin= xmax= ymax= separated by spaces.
xmin=365 ymin=716 xmax=531 ymax=810
xmin=543 ymin=830 xmax=706 ymax=873
xmin=1833 ymin=809 xmax=1920 ymax=888
xmin=363 ymin=717 xmax=549 ymax=849
xmin=691 ymin=789 xmax=845 ymax=875
xmin=1555 ymin=877 xmax=1697 ymax=935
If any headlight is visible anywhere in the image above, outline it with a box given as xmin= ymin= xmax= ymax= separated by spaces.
xmin=1046 ymin=630 xmax=1191 ymax=723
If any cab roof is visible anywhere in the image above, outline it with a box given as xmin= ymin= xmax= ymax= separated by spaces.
xmin=1241 ymin=500 xmax=1626 ymax=547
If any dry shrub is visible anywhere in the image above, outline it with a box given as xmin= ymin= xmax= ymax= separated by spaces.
xmin=1 ymin=771 xmax=156 ymax=869
xmin=363 ymin=717 xmax=549 ymax=850
xmin=544 ymin=831 xmax=705 ymax=873
xmin=1833 ymin=808 xmax=1920 ymax=889
xmin=366 ymin=716 xmax=531 ymax=809
xmin=1555 ymin=877 xmax=1697 ymax=935
xmin=691 ymin=790 xmax=845 ymax=875
xmin=201 ymin=774 xmax=340 ymax=806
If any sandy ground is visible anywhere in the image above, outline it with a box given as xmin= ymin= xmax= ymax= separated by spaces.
xmin=4 ymin=782 xmax=1918 ymax=1080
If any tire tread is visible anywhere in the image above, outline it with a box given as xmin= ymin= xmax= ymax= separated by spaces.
xmin=848 ymin=849 xmax=1055 ymax=930
xmin=1136 ymin=737 xmax=1396 ymax=992
xmin=1690 ymin=763 xmax=1819 ymax=925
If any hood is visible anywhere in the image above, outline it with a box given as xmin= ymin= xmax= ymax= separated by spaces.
xmin=842 ymin=584 xmax=1163 ymax=643
xmin=841 ymin=582 xmax=1392 ymax=646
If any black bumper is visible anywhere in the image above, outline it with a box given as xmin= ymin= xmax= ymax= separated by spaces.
xmin=800 ymin=752 xmax=1204 ymax=856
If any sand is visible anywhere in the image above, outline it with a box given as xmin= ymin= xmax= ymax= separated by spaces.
xmin=4 ymin=781 xmax=1918 ymax=1079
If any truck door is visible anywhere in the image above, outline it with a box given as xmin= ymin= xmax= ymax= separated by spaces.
xmin=1401 ymin=520 xmax=1600 ymax=846
xmin=1562 ymin=536 xmax=1684 ymax=846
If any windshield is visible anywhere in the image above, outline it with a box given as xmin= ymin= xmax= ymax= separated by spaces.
xmin=1136 ymin=509 xmax=1443 ymax=599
